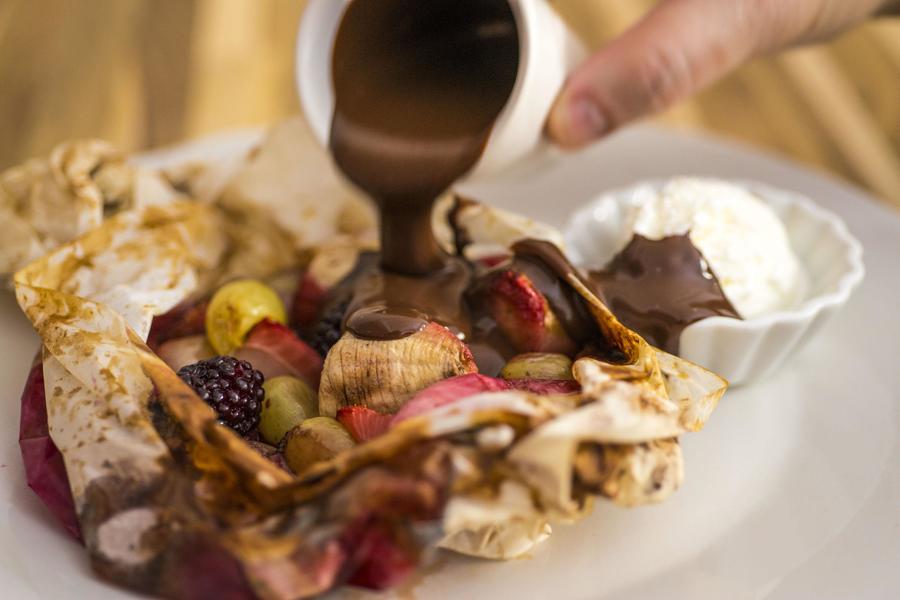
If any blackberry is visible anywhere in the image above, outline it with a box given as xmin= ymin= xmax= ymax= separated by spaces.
xmin=177 ymin=356 xmax=265 ymax=435
xmin=306 ymin=299 xmax=349 ymax=358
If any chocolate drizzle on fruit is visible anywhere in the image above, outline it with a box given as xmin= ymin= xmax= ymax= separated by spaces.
xmin=510 ymin=239 xmax=601 ymax=345
xmin=588 ymin=234 xmax=741 ymax=354
xmin=343 ymin=255 xmax=473 ymax=341
xmin=329 ymin=0 xmax=519 ymax=338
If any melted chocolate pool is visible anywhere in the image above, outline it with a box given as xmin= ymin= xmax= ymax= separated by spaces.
xmin=589 ymin=234 xmax=741 ymax=354
xmin=330 ymin=0 xmax=520 ymax=341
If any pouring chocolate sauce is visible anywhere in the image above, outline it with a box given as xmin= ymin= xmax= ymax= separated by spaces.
xmin=330 ymin=0 xmax=519 ymax=341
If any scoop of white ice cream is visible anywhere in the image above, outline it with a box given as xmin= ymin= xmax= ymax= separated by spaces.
xmin=607 ymin=178 xmax=806 ymax=318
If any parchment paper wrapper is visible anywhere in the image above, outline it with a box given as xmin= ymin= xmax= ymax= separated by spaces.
xmin=9 ymin=119 xmax=727 ymax=599
xmin=0 ymin=140 xmax=181 ymax=279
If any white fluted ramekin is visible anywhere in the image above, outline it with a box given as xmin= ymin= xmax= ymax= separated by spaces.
xmin=564 ymin=179 xmax=865 ymax=386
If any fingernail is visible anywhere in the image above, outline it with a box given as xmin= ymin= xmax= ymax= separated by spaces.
xmin=567 ymin=96 xmax=608 ymax=145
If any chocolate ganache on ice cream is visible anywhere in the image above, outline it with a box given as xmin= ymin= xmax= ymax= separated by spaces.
xmin=589 ymin=234 xmax=740 ymax=355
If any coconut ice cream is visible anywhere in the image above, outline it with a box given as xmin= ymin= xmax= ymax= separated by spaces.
xmin=623 ymin=178 xmax=806 ymax=318
xmin=576 ymin=177 xmax=808 ymax=354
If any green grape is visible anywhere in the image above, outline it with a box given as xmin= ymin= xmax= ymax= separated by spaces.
xmin=206 ymin=279 xmax=287 ymax=354
xmin=283 ymin=417 xmax=355 ymax=474
xmin=259 ymin=376 xmax=318 ymax=445
xmin=500 ymin=352 xmax=574 ymax=381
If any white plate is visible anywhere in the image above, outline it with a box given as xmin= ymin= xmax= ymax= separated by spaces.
xmin=2 ymin=126 xmax=898 ymax=599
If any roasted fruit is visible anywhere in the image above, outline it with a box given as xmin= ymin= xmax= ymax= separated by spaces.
xmin=282 ymin=417 xmax=355 ymax=474
xmin=206 ymin=279 xmax=287 ymax=355
xmin=318 ymin=322 xmax=478 ymax=417
xmin=305 ymin=299 xmax=349 ymax=358
xmin=245 ymin=440 xmax=291 ymax=472
xmin=392 ymin=373 xmax=580 ymax=426
xmin=506 ymin=378 xmax=581 ymax=395
xmin=157 ymin=335 xmax=214 ymax=372
xmin=337 ymin=406 xmax=393 ymax=442
xmin=500 ymin=353 xmax=574 ymax=381
xmin=147 ymin=299 xmax=209 ymax=351
xmin=483 ymin=270 xmax=576 ymax=355
xmin=292 ymin=271 xmax=328 ymax=329
xmin=292 ymin=243 xmax=362 ymax=328
xmin=392 ymin=373 xmax=510 ymax=424
xmin=177 ymin=356 xmax=265 ymax=435
xmin=345 ymin=524 xmax=418 ymax=591
xmin=259 ymin=376 xmax=318 ymax=445
xmin=234 ymin=319 xmax=323 ymax=388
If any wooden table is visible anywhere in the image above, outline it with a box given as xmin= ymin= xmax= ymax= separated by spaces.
xmin=1 ymin=0 xmax=898 ymax=206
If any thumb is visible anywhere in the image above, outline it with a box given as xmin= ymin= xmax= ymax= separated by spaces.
xmin=547 ymin=0 xmax=764 ymax=148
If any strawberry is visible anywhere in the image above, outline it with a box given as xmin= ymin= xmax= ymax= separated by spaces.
xmin=337 ymin=406 xmax=393 ymax=442
xmin=392 ymin=373 xmax=510 ymax=424
xmin=147 ymin=299 xmax=209 ymax=351
xmin=476 ymin=254 xmax=511 ymax=269
xmin=506 ymin=378 xmax=581 ymax=395
xmin=235 ymin=319 xmax=323 ymax=389
xmin=344 ymin=523 xmax=417 ymax=591
xmin=485 ymin=270 xmax=576 ymax=355
xmin=291 ymin=271 xmax=327 ymax=329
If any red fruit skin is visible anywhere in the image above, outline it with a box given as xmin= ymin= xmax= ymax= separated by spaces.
xmin=344 ymin=523 xmax=417 ymax=591
xmin=486 ymin=271 xmax=576 ymax=355
xmin=392 ymin=374 xmax=511 ymax=424
xmin=235 ymin=319 xmax=323 ymax=389
xmin=157 ymin=335 xmax=214 ymax=372
xmin=392 ymin=373 xmax=581 ymax=426
xmin=337 ymin=469 xmax=443 ymax=592
xmin=507 ymin=379 xmax=581 ymax=395
xmin=161 ymin=535 xmax=257 ymax=600
xmin=18 ymin=360 xmax=81 ymax=541
xmin=477 ymin=254 xmax=512 ymax=269
xmin=147 ymin=299 xmax=209 ymax=352
xmin=291 ymin=271 xmax=327 ymax=329
xmin=337 ymin=406 xmax=393 ymax=443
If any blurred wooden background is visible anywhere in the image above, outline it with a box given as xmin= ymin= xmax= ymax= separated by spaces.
xmin=1 ymin=0 xmax=898 ymax=205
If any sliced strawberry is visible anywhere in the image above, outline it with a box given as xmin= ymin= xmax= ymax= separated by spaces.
xmin=506 ymin=378 xmax=581 ymax=395
xmin=485 ymin=270 xmax=576 ymax=355
xmin=235 ymin=319 xmax=323 ymax=389
xmin=291 ymin=271 xmax=327 ymax=329
xmin=344 ymin=523 xmax=417 ymax=591
xmin=392 ymin=373 xmax=510 ymax=425
xmin=477 ymin=254 xmax=511 ymax=269
xmin=337 ymin=406 xmax=393 ymax=443
xmin=147 ymin=299 xmax=209 ymax=351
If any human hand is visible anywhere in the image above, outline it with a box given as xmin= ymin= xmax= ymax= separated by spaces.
xmin=547 ymin=0 xmax=900 ymax=148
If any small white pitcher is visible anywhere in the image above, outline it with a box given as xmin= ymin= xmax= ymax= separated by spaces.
xmin=295 ymin=0 xmax=585 ymax=181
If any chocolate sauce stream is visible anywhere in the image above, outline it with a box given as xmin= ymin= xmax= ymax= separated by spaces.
xmin=329 ymin=0 xmax=520 ymax=339
xmin=589 ymin=234 xmax=741 ymax=354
